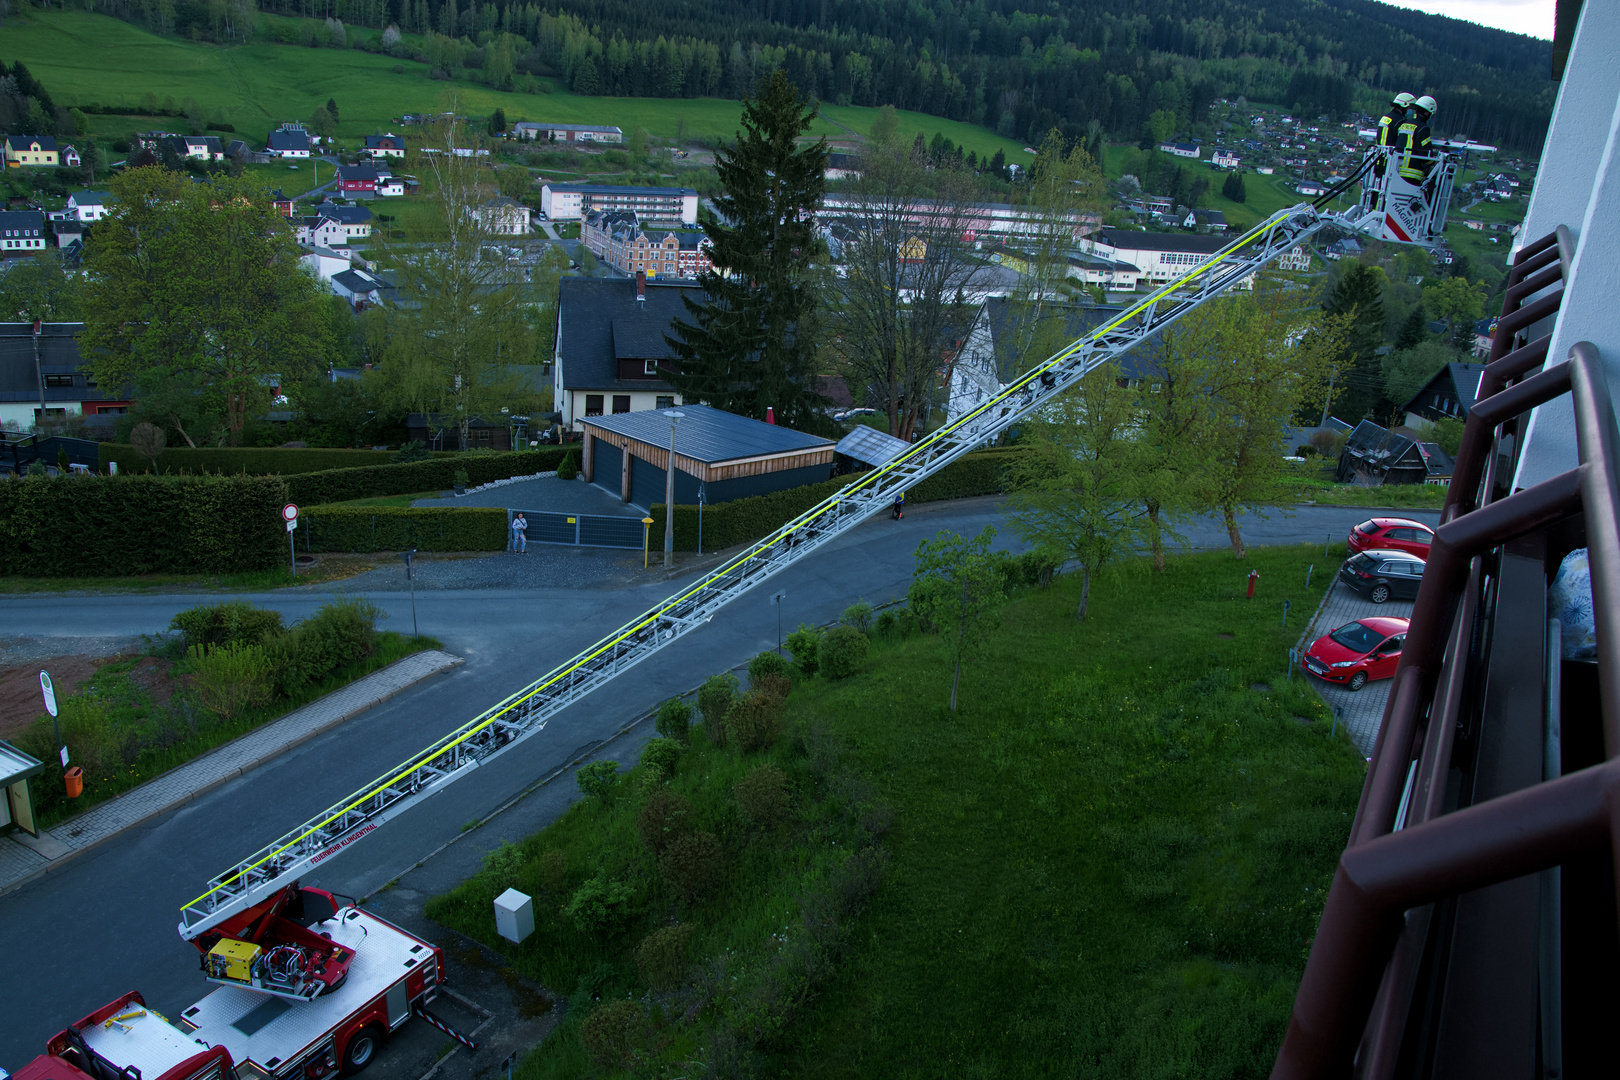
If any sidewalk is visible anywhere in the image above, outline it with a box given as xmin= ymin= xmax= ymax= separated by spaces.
xmin=0 ymin=649 xmax=463 ymax=896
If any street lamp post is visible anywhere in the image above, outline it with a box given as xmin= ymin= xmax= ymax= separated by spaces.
xmin=662 ymin=410 xmax=684 ymax=569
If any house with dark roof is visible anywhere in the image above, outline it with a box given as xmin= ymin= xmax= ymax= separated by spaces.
xmin=4 ymin=135 xmax=58 ymax=168
xmin=554 ymin=275 xmax=704 ymax=433
xmin=581 ymin=402 xmax=834 ymax=507
xmin=0 ymin=322 xmax=131 ymax=433
xmin=67 ymin=191 xmax=111 ymax=222
xmin=363 ymin=133 xmax=407 ymax=158
xmin=0 ymin=210 xmax=48 ymax=255
xmin=161 ymin=134 xmax=224 ymax=162
xmin=1336 ymin=420 xmax=1454 ymax=486
xmin=1400 ymin=362 xmax=1487 ymax=429
xmin=825 ymin=152 xmax=860 ymax=180
xmin=1159 ymin=141 xmax=1202 ymax=159
xmin=266 ymin=126 xmax=312 ymax=159
xmin=337 ymin=164 xmax=387 ymax=194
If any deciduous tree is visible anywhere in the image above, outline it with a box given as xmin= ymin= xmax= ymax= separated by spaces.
xmin=908 ymin=525 xmax=1007 ymax=712
xmin=81 ymin=168 xmax=331 ymax=444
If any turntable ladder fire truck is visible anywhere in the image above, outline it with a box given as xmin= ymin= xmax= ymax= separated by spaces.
xmin=8 ymin=147 xmax=1454 ymax=1080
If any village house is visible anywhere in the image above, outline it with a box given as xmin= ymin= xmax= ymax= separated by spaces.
xmin=66 ymin=192 xmax=110 ymax=223
xmin=511 ymin=122 xmax=623 ymax=144
xmin=269 ymin=189 xmax=296 ymax=217
xmin=1083 ymin=229 xmax=1234 ymax=285
xmin=4 ymin=135 xmax=59 ymax=168
xmin=0 ymin=322 xmax=132 ymax=431
xmin=363 ymin=133 xmax=407 ymax=158
xmin=0 ymin=210 xmax=47 ymax=254
xmin=295 ymin=203 xmax=372 ymax=247
xmin=1159 ymin=141 xmax=1201 ymax=159
xmin=1211 ymin=148 xmax=1240 ymax=169
xmin=553 ymin=274 xmax=697 ymax=433
xmin=337 ymin=163 xmax=388 ymax=195
xmin=301 ymin=246 xmax=351 ymax=282
xmin=266 ymin=124 xmax=312 ymax=159
xmin=161 ymin=135 xmax=225 ymax=162
xmin=584 ymin=211 xmax=712 ymax=278
xmin=1336 ymin=420 xmax=1455 ymax=486
xmin=1275 ymin=244 xmax=1314 ymax=271
xmin=376 ymin=175 xmax=406 ymax=197
xmin=824 ymin=152 xmax=861 ymax=180
xmin=1400 ymin=362 xmax=1487 ymax=429
xmin=478 ymin=196 xmax=531 ymax=235
xmin=331 ymin=268 xmax=384 ymax=309
xmin=61 ymin=145 xmax=81 ymax=168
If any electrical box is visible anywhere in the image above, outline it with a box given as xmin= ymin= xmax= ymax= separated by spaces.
xmin=206 ymin=939 xmax=262 ymax=983
xmin=494 ymin=889 xmax=534 ymax=944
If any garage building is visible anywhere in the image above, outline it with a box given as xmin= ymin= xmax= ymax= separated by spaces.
xmin=581 ymin=404 xmax=834 ymax=508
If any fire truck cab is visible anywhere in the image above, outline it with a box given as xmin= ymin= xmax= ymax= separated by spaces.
xmin=12 ymin=900 xmax=448 ymax=1080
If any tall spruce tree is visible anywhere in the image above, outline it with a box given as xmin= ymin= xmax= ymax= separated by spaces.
xmin=666 ymin=70 xmax=828 ymax=427
xmin=1320 ymin=263 xmax=1389 ymax=423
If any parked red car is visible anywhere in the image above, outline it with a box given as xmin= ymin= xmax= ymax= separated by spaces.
xmin=1301 ymin=616 xmax=1410 ymax=691
xmin=1347 ymin=517 xmax=1435 ymax=558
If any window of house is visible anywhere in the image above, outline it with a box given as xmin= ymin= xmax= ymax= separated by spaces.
xmin=656 ymin=395 xmax=675 ymax=410
xmin=585 ymin=394 xmax=604 ymax=417
xmin=474 ymin=428 xmax=493 ymax=445
xmin=613 ymin=395 xmax=631 ymax=414
xmin=44 ymin=375 xmax=73 ymax=387
xmin=643 ymin=360 xmax=658 ymax=375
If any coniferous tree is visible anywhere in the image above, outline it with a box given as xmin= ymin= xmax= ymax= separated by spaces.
xmin=666 ymin=70 xmax=828 ymax=428
xmin=1221 ymin=170 xmax=1247 ymax=203
xmin=326 ymin=97 xmax=339 ymax=123
xmin=1321 ymin=263 xmax=1390 ymax=424
xmin=1395 ymin=305 xmax=1429 ymax=350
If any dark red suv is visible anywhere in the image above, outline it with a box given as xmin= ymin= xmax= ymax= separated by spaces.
xmin=1347 ymin=517 xmax=1435 ymax=558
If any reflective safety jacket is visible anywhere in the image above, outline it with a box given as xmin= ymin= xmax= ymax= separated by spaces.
xmin=1397 ymin=120 xmax=1435 ymax=181
xmin=1378 ymin=106 xmax=1409 ymax=148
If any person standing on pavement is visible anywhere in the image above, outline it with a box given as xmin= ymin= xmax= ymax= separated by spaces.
xmin=892 ymin=490 xmax=905 ymax=520
xmin=511 ymin=512 xmax=528 ymax=553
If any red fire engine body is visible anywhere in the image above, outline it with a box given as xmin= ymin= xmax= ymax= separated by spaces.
xmin=12 ymin=887 xmax=453 ymax=1080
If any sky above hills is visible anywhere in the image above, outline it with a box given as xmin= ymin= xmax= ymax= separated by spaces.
xmin=1382 ymin=0 xmax=1553 ymax=38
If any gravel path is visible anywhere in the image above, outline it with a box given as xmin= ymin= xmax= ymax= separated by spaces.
xmin=0 ymin=635 xmax=147 ymax=666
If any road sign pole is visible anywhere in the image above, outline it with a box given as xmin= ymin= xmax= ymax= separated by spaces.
xmin=41 ymin=670 xmax=65 ymax=768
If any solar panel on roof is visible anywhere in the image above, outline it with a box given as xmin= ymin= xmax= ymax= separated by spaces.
xmin=835 ymin=425 xmax=910 ymax=467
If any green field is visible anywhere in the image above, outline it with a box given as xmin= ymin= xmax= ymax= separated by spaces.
xmin=428 ymin=541 xmax=1364 ymax=1076
xmin=7 ymin=10 xmax=1031 ymax=162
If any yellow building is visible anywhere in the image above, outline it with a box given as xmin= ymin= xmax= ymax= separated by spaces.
xmin=4 ymin=135 xmax=60 ymax=168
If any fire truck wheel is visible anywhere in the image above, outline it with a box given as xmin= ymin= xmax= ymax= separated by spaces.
xmin=342 ymin=1026 xmax=385 ymax=1074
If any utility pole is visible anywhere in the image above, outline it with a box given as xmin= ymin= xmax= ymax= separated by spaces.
xmin=32 ymin=319 xmax=45 ymax=426
xmin=662 ymin=409 xmax=684 ymax=569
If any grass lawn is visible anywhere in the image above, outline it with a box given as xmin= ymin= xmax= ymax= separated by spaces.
xmin=13 ymin=627 xmax=440 ymax=830
xmin=9 ymin=10 xmax=1027 ymax=161
xmin=0 ymin=557 xmax=372 ymax=594
xmin=429 ymin=541 xmax=1364 ymax=1076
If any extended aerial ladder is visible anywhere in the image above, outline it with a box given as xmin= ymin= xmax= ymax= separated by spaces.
xmin=176 ymin=147 xmax=1459 ymax=943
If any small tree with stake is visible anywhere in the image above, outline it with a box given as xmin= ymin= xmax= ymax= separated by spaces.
xmin=908 ymin=526 xmax=1007 ymax=712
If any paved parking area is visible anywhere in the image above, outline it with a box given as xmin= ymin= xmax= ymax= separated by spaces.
xmin=1295 ymin=571 xmax=1416 ymax=757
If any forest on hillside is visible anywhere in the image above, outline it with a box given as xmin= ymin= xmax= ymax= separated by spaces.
xmin=84 ymin=0 xmax=1554 ymax=151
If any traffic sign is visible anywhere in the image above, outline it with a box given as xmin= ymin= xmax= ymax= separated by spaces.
xmin=40 ymin=671 xmax=57 ymax=717
xmin=287 ymin=519 xmax=299 ymax=532
xmin=282 ymin=503 xmax=300 ymax=522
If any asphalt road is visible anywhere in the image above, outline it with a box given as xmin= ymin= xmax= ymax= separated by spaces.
xmin=0 ymin=499 xmax=1435 ymax=1066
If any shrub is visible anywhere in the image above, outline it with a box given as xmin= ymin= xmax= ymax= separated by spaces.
xmin=756 ymin=671 xmax=791 ymax=705
xmin=734 ymin=764 xmax=794 ymax=828
xmin=695 ymin=673 xmax=738 ymax=743
xmin=302 ymin=507 xmax=507 ymax=553
xmin=391 ymin=440 xmax=432 ymax=463
xmin=187 ymin=642 xmax=273 ymax=720
xmin=556 ymin=449 xmax=579 ymax=480
xmin=784 ymin=624 xmax=822 ymax=676
xmin=576 ymin=759 xmax=620 ymax=799
xmin=636 ymin=788 xmax=692 ymax=852
xmin=289 ymin=449 xmax=566 ymax=505
xmin=481 ymin=840 xmax=524 ymax=888
xmin=842 ymin=600 xmax=874 ymax=634
xmin=635 ymin=924 xmax=693 ymax=990
xmin=170 ymin=601 xmax=285 ymax=651
xmin=261 ymin=597 xmax=382 ymax=696
xmin=748 ymin=650 xmax=789 ymax=687
xmin=0 ymin=474 xmax=286 ymax=576
xmin=99 ymin=444 xmax=404 ymax=476
xmin=658 ymin=830 xmax=723 ymax=902
xmin=638 ymin=736 xmax=683 ymax=779
xmin=820 ymin=626 xmax=869 ymax=680
xmin=874 ymin=610 xmax=898 ymax=638
xmin=565 ymin=872 xmax=637 ymax=936
xmin=453 ymin=468 xmax=470 ymax=489
xmin=579 ymin=999 xmax=643 ymax=1069
xmin=655 ymin=697 xmax=692 ymax=742
xmin=726 ymin=690 xmax=784 ymax=752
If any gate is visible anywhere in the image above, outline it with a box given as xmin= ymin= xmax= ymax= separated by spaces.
xmin=512 ymin=510 xmax=645 ymax=550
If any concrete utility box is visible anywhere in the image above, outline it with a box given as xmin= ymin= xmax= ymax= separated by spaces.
xmin=494 ymin=888 xmax=534 ymax=944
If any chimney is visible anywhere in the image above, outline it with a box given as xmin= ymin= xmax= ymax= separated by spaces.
xmin=636 ymin=270 xmax=646 ymax=302
xmin=765 ymin=406 xmax=776 ymax=425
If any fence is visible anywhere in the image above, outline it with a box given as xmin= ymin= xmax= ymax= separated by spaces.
xmin=511 ymin=509 xmax=645 ymax=550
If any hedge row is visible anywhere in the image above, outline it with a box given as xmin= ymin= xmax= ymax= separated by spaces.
xmin=99 ymin=446 xmax=417 ymax=476
xmin=647 ymin=447 xmax=1024 ymax=553
xmin=0 ymin=474 xmax=288 ymax=576
xmin=290 ymin=448 xmax=570 ymax=506
xmin=301 ymin=507 xmax=509 ymax=553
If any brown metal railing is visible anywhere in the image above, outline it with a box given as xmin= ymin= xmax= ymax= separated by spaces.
xmin=1273 ymin=229 xmax=1619 ymax=1078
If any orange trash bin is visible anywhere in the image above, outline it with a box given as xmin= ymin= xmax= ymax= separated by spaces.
xmin=64 ymin=766 xmax=83 ymax=798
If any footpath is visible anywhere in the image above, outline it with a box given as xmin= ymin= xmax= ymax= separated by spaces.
xmin=0 ymin=649 xmax=463 ymax=896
